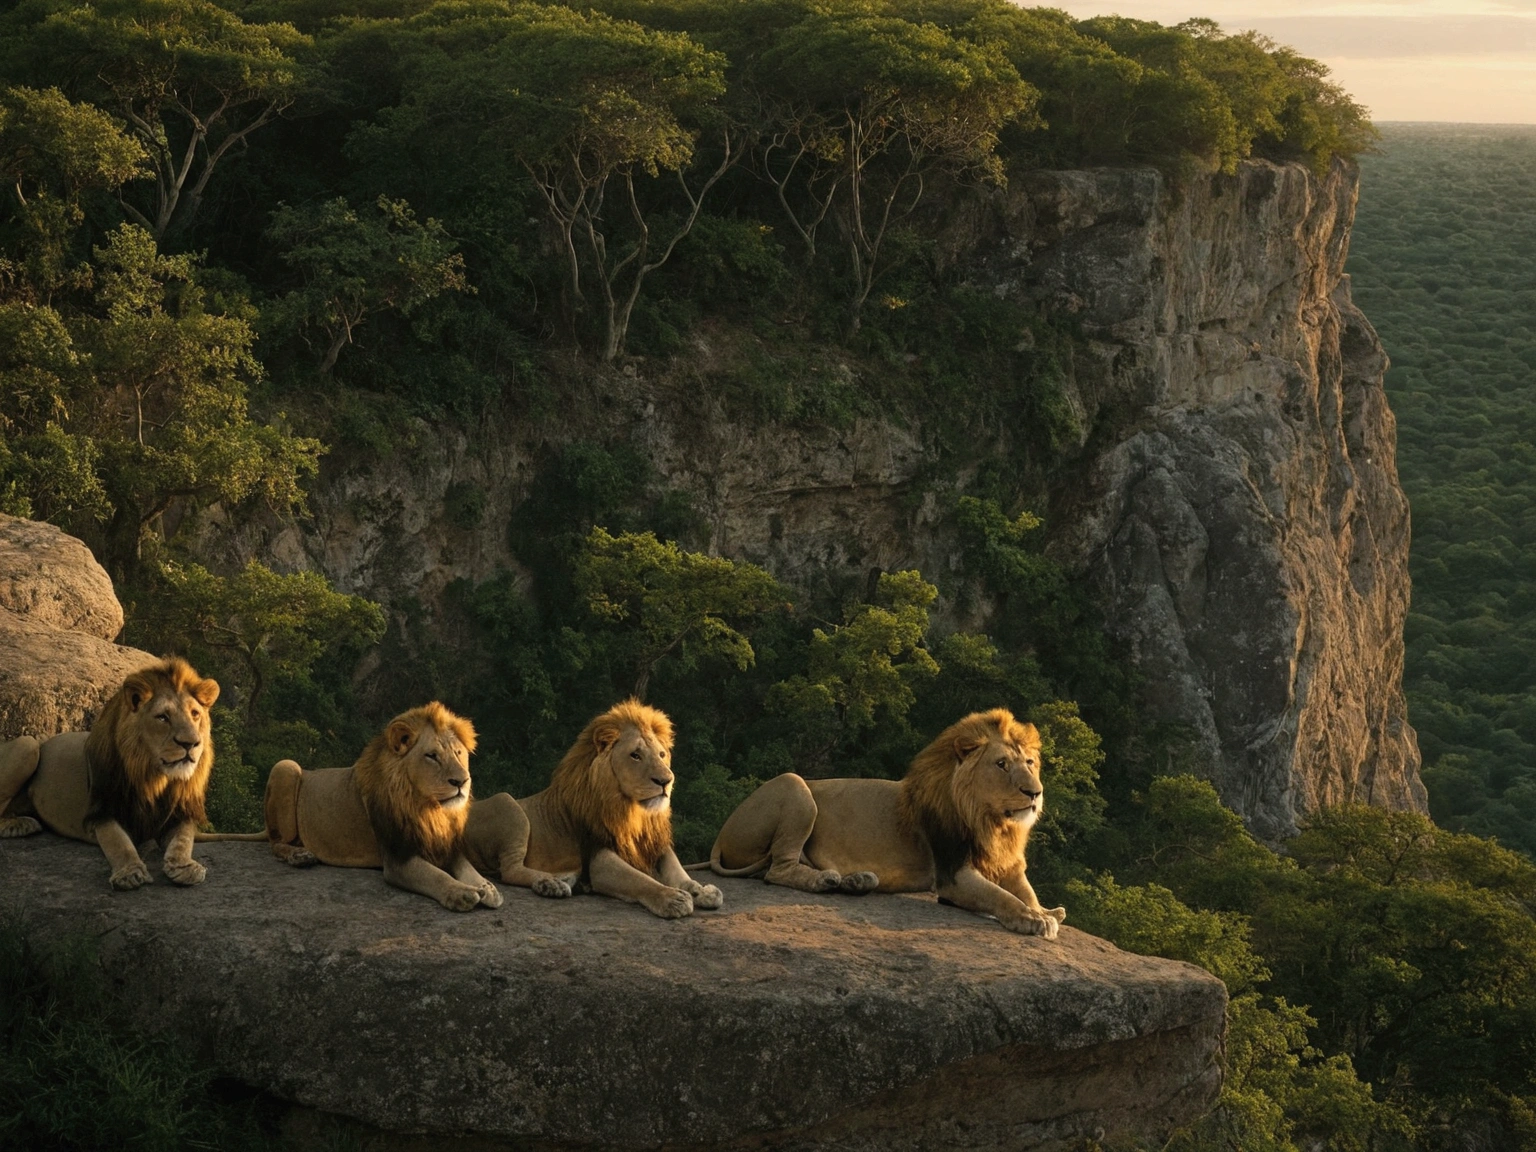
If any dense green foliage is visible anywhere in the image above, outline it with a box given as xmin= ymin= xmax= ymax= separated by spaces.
xmin=3 ymin=4 xmax=1529 ymax=1150
xmin=1349 ymin=126 xmax=1536 ymax=860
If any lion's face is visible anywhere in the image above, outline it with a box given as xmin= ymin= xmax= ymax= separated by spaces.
xmin=599 ymin=723 xmax=674 ymax=813
xmin=954 ymin=729 xmax=1043 ymax=829
xmin=387 ymin=717 xmax=472 ymax=810
xmin=123 ymin=672 xmax=219 ymax=783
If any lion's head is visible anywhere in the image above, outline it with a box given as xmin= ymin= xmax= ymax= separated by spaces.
xmin=549 ymin=699 xmax=675 ymax=871
xmin=85 ymin=657 xmax=220 ymax=838
xmin=898 ymin=709 xmax=1043 ymax=883
xmin=353 ymin=702 xmax=478 ymax=868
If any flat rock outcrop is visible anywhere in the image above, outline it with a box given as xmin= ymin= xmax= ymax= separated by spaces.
xmin=0 ymin=513 xmax=155 ymax=739
xmin=2 ymin=835 xmax=1226 ymax=1151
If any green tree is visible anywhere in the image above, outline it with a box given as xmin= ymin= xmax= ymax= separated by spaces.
xmin=577 ymin=526 xmax=786 ymax=699
xmin=10 ymin=0 xmax=308 ymax=241
xmin=754 ymin=7 xmax=1035 ymax=326
xmin=81 ymin=225 xmax=322 ymax=574
xmin=768 ymin=569 xmax=940 ymax=762
xmin=370 ymin=2 xmax=739 ymax=360
xmin=146 ymin=557 xmax=385 ymax=720
xmin=267 ymin=195 xmax=470 ymax=375
xmin=0 ymin=86 xmax=147 ymax=296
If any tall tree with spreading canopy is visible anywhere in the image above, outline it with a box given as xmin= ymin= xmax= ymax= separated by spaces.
xmin=752 ymin=7 xmax=1035 ymax=326
xmin=365 ymin=1 xmax=738 ymax=360
xmin=7 ymin=0 xmax=308 ymax=241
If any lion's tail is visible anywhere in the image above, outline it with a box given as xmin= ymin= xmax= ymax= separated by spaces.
xmin=194 ymin=831 xmax=269 ymax=842
xmin=693 ymin=841 xmax=772 ymax=878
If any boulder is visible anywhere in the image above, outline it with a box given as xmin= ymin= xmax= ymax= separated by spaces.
xmin=0 ymin=513 xmax=124 ymax=639
xmin=1 ymin=835 xmax=1227 ymax=1151
xmin=0 ymin=512 xmax=155 ymax=739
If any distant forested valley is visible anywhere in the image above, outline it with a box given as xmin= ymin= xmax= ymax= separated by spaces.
xmin=1350 ymin=125 xmax=1536 ymax=860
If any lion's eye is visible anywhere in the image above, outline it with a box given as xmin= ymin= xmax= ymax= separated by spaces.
xmin=630 ymin=749 xmax=643 ymax=760
xmin=426 ymin=752 xmax=439 ymax=762
xmin=996 ymin=758 xmax=1008 ymax=771
xmin=158 ymin=713 xmax=171 ymax=724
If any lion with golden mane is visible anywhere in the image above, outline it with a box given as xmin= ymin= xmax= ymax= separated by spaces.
xmin=262 ymin=702 xmax=509 ymax=911
xmin=0 ymin=657 xmax=221 ymax=890
xmin=708 ymin=708 xmax=1065 ymax=938
xmin=465 ymin=700 xmax=723 ymax=919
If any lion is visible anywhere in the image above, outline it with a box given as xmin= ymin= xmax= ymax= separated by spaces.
xmin=260 ymin=702 xmax=516 ymax=911
xmin=464 ymin=699 xmax=723 ymax=919
xmin=0 ymin=657 xmax=221 ymax=890
xmin=706 ymin=708 xmax=1066 ymax=938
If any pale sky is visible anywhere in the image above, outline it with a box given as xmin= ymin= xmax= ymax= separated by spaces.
xmin=1051 ymin=1 xmax=1536 ymax=123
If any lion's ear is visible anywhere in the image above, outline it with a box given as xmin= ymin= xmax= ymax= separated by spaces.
xmin=193 ymin=678 xmax=220 ymax=708
xmin=387 ymin=720 xmax=418 ymax=756
xmin=593 ymin=723 xmax=622 ymax=753
xmin=1016 ymin=722 xmax=1041 ymax=750
xmin=124 ymin=674 xmax=155 ymax=713
xmin=953 ymin=735 xmax=985 ymax=762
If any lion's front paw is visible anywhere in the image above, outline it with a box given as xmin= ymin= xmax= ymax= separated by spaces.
xmin=643 ymin=887 xmax=695 ymax=919
xmin=288 ymin=847 xmax=318 ymax=867
xmin=110 ymin=861 xmax=152 ymax=890
xmin=687 ymin=882 xmax=724 ymax=910
xmin=1002 ymin=909 xmax=1060 ymax=939
xmin=440 ymin=883 xmax=483 ymax=912
xmin=476 ymin=881 xmax=503 ymax=909
xmin=0 ymin=815 xmax=41 ymax=838
xmin=162 ymin=857 xmax=207 ymax=886
xmin=812 ymin=870 xmax=843 ymax=892
xmin=1045 ymin=905 xmax=1067 ymax=924
xmin=839 ymin=871 xmax=879 ymax=895
xmin=532 ymin=876 xmax=573 ymax=899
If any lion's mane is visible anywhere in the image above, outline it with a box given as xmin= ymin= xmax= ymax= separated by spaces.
xmin=85 ymin=657 xmax=215 ymax=843
xmin=548 ymin=699 xmax=674 ymax=872
xmin=897 ymin=708 xmax=1042 ymax=886
xmin=353 ymin=701 xmax=477 ymax=869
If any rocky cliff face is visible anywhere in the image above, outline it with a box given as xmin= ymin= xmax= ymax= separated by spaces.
xmin=220 ymin=158 xmax=1424 ymax=840
xmin=989 ymin=161 xmax=1426 ymax=838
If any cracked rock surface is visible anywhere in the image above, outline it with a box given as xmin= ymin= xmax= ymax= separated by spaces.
xmin=2 ymin=835 xmax=1226 ymax=1150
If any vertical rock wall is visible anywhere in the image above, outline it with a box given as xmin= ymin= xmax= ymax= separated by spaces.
xmin=229 ymin=159 xmax=1424 ymax=840
xmin=992 ymin=161 xmax=1425 ymax=837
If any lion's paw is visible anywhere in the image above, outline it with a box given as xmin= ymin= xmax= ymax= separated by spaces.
xmin=644 ymin=887 xmax=695 ymax=919
xmin=441 ymin=884 xmax=483 ymax=912
xmin=286 ymin=847 xmax=318 ymax=868
xmin=1045 ymin=905 xmax=1067 ymax=924
xmin=1002 ymin=910 xmax=1060 ymax=939
xmin=0 ymin=815 xmax=41 ymax=838
xmin=533 ymin=876 xmax=573 ymax=899
xmin=839 ymin=871 xmax=879 ymax=895
xmin=110 ymin=861 xmax=152 ymax=891
xmin=812 ymin=870 xmax=843 ymax=893
xmin=687 ymin=882 xmax=724 ymax=910
xmin=476 ymin=881 xmax=503 ymax=909
xmin=163 ymin=857 xmax=207 ymax=886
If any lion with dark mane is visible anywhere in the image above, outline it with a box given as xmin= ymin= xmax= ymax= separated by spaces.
xmin=466 ymin=699 xmax=723 ymax=918
xmin=0 ymin=657 xmax=220 ymax=890
xmin=263 ymin=702 xmax=505 ymax=911
xmin=707 ymin=708 xmax=1065 ymax=937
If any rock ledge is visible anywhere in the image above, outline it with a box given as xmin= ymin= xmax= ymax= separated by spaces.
xmin=2 ymin=836 xmax=1226 ymax=1150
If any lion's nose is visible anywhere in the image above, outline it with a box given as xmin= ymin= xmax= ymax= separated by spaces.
xmin=176 ymin=736 xmax=198 ymax=752
xmin=449 ymin=775 xmax=468 ymax=789
xmin=1020 ymin=787 xmax=1041 ymax=800
xmin=652 ymin=772 xmax=673 ymax=788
